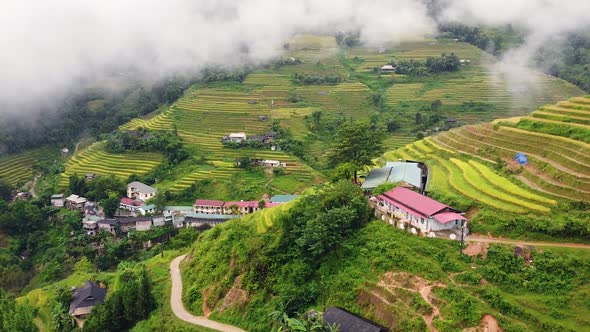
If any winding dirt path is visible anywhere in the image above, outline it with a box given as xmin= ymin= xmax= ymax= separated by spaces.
xmin=170 ymin=255 xmax=246 ymax=332
xmin=29 ymin=174 xmax=40 ymax=199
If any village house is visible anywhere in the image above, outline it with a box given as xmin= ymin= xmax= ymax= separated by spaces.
xmin=323 ymin=306 xmax=388 ymax=332
xmin=115 ymin=216 xmax=152 ymax=233
xmin=65 ymin=194 xmax=88 ymax=210
xmin=15 ymin=192 xmax=31 ymax=201
xmin=82 ymin=216 xmax=100 ymax=236
xmin=223 ymin=200 xmax=262 ymax=215
xmin=262 ymin=131 xmax=277 ymax=143
xmin=69 ymin=281 xmax=107 ymax=321
xmin=163 ymin=206 xmax=193 ymax=228
xmin=380 ymin=64 xmax=395 ymax=73
xmin=120 ymin=197 xmax=143 ymax=212
xmin=185 ymin=212 xmax=234 ymax=228
xmin=97 ymin=219 xmax=117 ymax=235
xmin=254 ymin=159 xmax=287 ymax=168
xmin=51 ymin=193 xmax=65 ymax=207
xmin=376 ymin=187 xmax=467 ymax=237
xmin=228 ymin=132 xmax=247 ymax=143
xmin=85 ymin=173 xmax=96 ymax=181
xmin=152 ymin=215 xmax=165 ymax=227
xmin=194 ymin=199 xmax=225 ymax=214
xmin=138 ymin=204 xmax=156 ymax=215
xmin=133 ymin=217 xmax=153 ymax=232
xmin=84 ymin=202 xmax=97 ymax=217
xmin=127 ymin=181 xmax=157 ymax=201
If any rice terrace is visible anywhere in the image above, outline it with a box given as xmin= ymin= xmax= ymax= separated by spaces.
xmin=2 ymin=2 xmax=590 ymax=331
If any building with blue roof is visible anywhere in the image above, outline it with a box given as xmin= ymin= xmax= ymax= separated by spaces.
xmin=270 ymin=195 xmax=299 ymax=203
xmin=362 ymin=161 xmax=425 ymax=193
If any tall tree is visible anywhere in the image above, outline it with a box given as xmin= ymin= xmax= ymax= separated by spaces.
xmin=100 ymin=192 xmax=120 ymax=218
xmin=0 ymin=179 xmax=12 ymax=202
xmin=328 ymin=121 xmax=384 ymax=182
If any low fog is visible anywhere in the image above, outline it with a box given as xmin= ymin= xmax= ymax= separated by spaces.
xmin=1 ymin=0 xmax=589 ymax=115
xmin=0 ymin=0 xmax=435 ymax=113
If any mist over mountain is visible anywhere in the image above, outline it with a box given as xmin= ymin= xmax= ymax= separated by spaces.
xmin=0 ymin=0 xmax=589 ymax=116
xmin=0 ymin=0 xmax=435 ymax=114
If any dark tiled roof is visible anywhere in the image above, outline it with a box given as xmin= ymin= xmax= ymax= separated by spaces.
xmin=69 ymin=281 xmax=107 ymax=314
xmin=115 ymin=216 xmax=154 ymax=224
xmin=323 ymin=306 xmax=388 ymax=332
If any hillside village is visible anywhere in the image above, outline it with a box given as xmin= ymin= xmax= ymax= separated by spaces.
xmin=1 ymin=27 xmax=590 ymax=332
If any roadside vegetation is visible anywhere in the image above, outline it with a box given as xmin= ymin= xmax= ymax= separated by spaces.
xmin=180 ymin=181 xmax=590 ymax=331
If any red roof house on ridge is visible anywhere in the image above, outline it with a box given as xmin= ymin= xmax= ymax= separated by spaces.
xmin=377 ymin=187 xmax=466 ymax=235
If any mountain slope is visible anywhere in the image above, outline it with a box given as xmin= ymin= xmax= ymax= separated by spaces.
xmin=179 ymin=183 xmax=590 ymax=331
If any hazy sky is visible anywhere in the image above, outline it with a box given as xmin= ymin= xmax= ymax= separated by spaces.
xmin=0 ymin=0 xmax=434 ymax=111
xmin=0 ymin=0 xmax=589 ymax=114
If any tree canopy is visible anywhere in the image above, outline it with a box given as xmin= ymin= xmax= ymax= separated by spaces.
xmin=328 ymin=121 xmax=384 ymax=182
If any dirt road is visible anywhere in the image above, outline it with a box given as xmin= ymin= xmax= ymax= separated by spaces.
xmin=169 ymin=255 xmax=246 ymax=332
xmin=467 ymin=235 xmax=590 ymax=249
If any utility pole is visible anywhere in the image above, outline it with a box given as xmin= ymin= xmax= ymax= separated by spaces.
xmin=460 ymin=219 xmax=465 ymax=254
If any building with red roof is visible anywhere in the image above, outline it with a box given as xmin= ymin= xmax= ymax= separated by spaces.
xmin=223 ymin=200 xmax=261 ymax=215
xmin=119 ymin=197 xmax=144 ymax=212
xmin=377 ymin=187 xmax=467 ymax=235
xmin=194 ymin=199 xmax=225 ymax=214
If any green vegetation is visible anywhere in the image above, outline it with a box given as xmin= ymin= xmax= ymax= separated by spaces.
xmin=84 ymin=266 xmax=156 ymax=332
xmin=58 ymin=142 xmax=163 ymax=188
xmin=378 ymin=96 xmax=590 ymax=241
xmin=0 ymin=148 xmax=58 ymax=187
xmin=180 ymin=183 xmax=590 ymax=331
xmin=0 ymin=290 xmax=36 ymax=332
xmin=328 ymin=121 xmax=385 ymax=182
xmin=387 ymin=52 xmax=461 ymax=75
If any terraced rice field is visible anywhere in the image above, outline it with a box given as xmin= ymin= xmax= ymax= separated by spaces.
xmin=59 ymin=143 xmax=163 ymax=187
xmin=119 ymin=109 xmax=175 ymax=131
xmin=384 ymin=66 xmax=583 ymax=124
xmin=0 ymin=149 xmax=57 ymax=186
xmin=295 ymin=82 xmax=375 ymax=119
xmin=384 ymin=97 xmax=590 ymax=210
xmin=346 ymin=40 xmax=482 ymax=72
xmin=383 ymin=136 xmax=559 ymax=213
xmin=132 ymin=87 xmax=318 ymax=193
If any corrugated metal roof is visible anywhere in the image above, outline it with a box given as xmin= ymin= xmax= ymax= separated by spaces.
xmin=361 ymin=167 xmax=392 ymax=189
xmin=388 ymin=162 xmax=422 ymax=188
xmin=362 ymin=162 xmax=422 ymax=190
xmin=270 ymin=195 xmax=298 ymax=203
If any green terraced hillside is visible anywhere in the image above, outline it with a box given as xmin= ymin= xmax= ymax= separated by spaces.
xmin=59 ymin=143 xmax=163 ymax=188
xmin=56 ymin=35 xmax=584 ymax=198
xmin=0 ymin=148 xmax=58 ymax=187
xmin=382 ymin=96 xmax=590 ymax=215
xmin=342 ymin=40 xmax=584 ymax=146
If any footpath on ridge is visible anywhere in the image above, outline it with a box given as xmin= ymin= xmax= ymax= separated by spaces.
xmin=170 ymin=255 xmax=246 ymax=332
xmin=467 ymin=235 xmax=590 ymax=249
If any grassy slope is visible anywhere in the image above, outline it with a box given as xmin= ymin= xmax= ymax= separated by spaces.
xmin=17 ymin=249 xmax=211 ymax=332
xmin=179 ymin=204 xmax=590 ymax=332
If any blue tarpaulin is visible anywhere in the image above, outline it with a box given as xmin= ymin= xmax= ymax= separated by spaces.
xmin=514 ymin=152 xmax=528 ymax=165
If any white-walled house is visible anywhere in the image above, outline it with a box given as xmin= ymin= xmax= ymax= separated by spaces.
xmin=377 ymin=187 xmax=467 ymax=234
xmin=127 ymin=182 xmax=157 ymax=201
xmin=194 ymin=199 xmax=225 ymax=214
xmin=51 ymin=194 xmax=65 ymax=207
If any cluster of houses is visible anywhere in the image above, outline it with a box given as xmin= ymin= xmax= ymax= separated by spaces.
xmin=194 ymin=194 xmax=297 ymax=215
xmin=51 ymin=193 xmax=98 ymax=216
